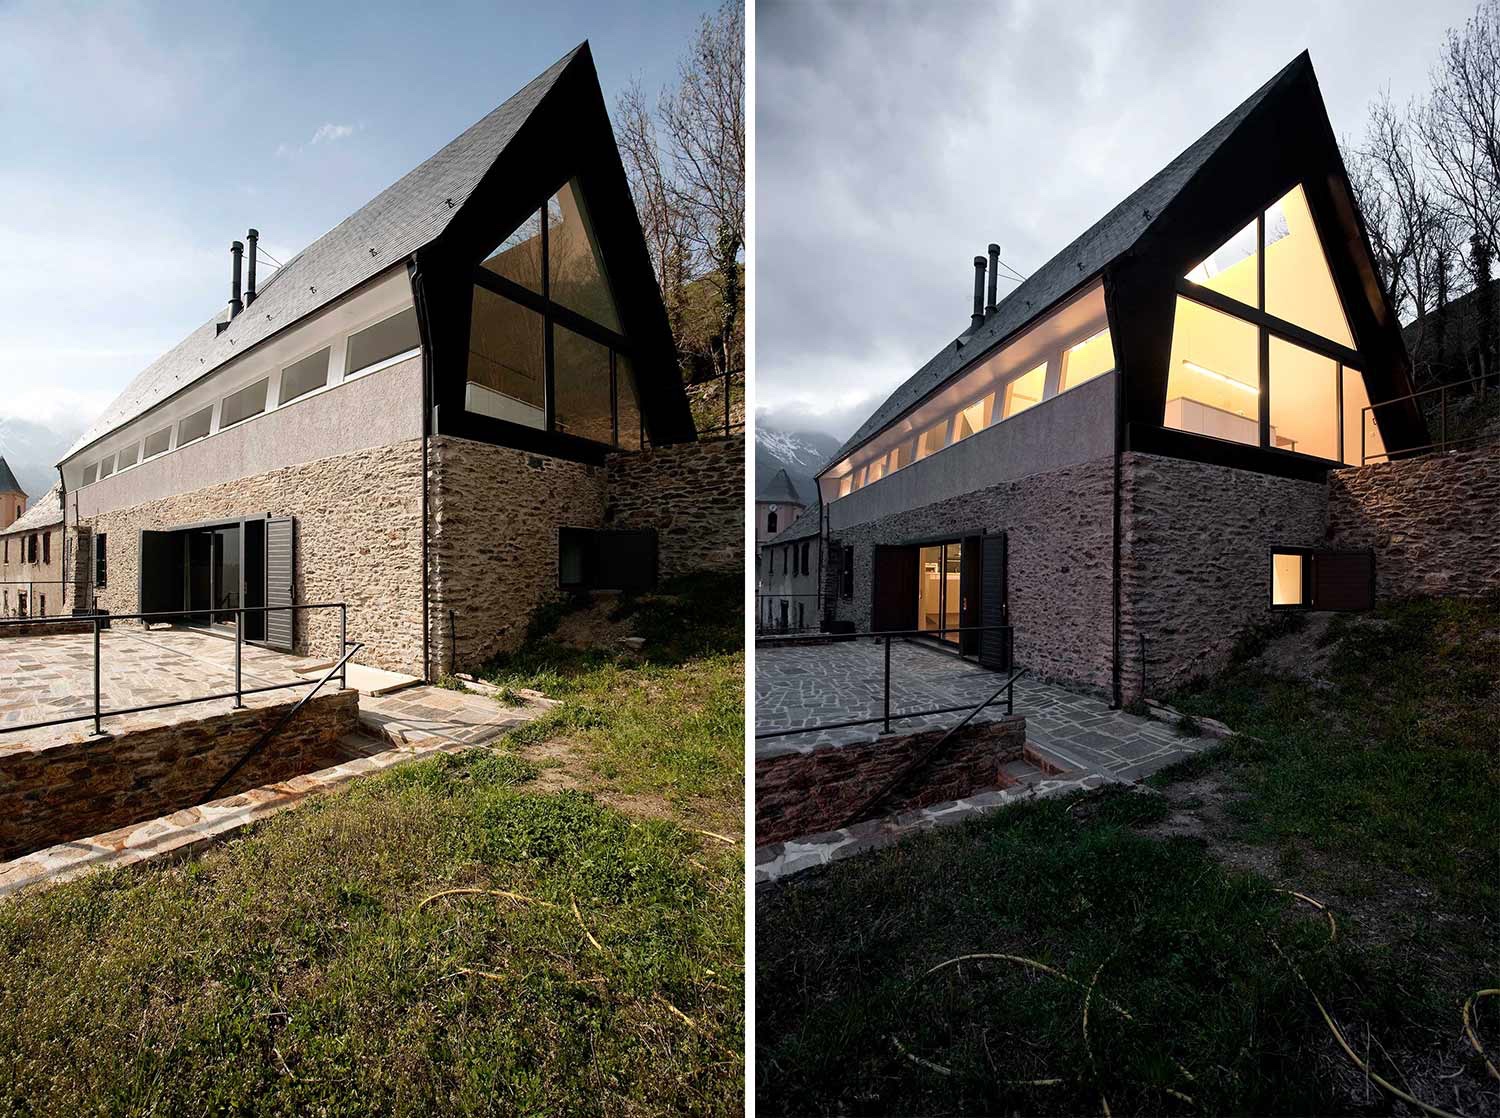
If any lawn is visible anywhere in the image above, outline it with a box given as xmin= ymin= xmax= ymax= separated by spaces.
xmin=757 ymin=596 xmax=1498 ymax=1116
xmin=0 ymin=572 xmax=745 ymax=1117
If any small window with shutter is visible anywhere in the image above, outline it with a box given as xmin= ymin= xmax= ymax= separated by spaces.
xmin=1270 ymin=548 xmax=1374 ymax=611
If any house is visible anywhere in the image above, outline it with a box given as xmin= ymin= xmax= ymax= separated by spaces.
xmin=55 ymin=44 xmax=738 ymax=678
xmin=755 ymin=468 xmax=805 ymax=544
xmin=809 ymin=52 xmax=1432 ymax=703
xmin=0 ymin=485 xmax=73 ymax=618
xmin=758 ymin=503 xmax=822 ymax=632
xmin=0 ymin=458 xmax=24 ymax=530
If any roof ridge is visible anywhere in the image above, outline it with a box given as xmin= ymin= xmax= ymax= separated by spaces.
xmin=0 ymin=456 xmax=23 ymax=495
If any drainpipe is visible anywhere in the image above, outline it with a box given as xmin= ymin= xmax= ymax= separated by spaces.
xmin=408 ymin=255 xmax=433 ymax=681
xmin=1110 ymin=342 xmax=1124 ymax=708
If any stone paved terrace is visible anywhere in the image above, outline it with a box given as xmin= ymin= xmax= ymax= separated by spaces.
xmin=755 ymin=638 xmax=1217 ymax=782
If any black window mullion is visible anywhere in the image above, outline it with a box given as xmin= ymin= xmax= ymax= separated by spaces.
xmin=610 ymin=349 xmax=619 ymax=447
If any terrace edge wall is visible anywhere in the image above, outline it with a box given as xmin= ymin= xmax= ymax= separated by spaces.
xmin=605 ymin=433 xmax=744 ymax=579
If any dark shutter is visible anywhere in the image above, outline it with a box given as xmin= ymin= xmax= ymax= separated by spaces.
xmin=560 ymin=528 xmax=657 ymax=591
xmin=265 ymin=517 xmax=296 ymax=652
xmin=841 ymin=545 xmax=854 ymax=599
xmin=138 ymin=530 xmax=183 ymax=617
xmin=1311 ymin=550 xmax=1374 ymax=611
xmin=870 ymin=545 xmax=918 ymax=632
xmin=978 ymin=532 xmax=1010 ymax=670
xmin=958 ymin=535 xmax=983 ymax=656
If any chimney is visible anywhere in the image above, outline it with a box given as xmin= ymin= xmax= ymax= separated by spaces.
xmin=245 ymin=229 xmax=259 ymax=307
xmin=970 ymin=255 xmax=986 ymax=332
xmin=229 ymin=240 xmax=244 ymax=318
xmin=986 ymin=243 xmax=1000 ymax=314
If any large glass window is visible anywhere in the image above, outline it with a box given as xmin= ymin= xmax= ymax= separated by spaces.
xmin=1269 ymin=337 xmax=1338 ymax=459
xmin=552 ymin=326 xmax=614 ymax=444
xmin=1264 ymin=185 xmax=1353 ymax=347
xmin=953 ymin=394 xmax=994 ymax=441
xmin=219 ymin=378 xmax=269 ymax=429
xmin=280 ymin=348 xmax=330 ymax=404
xmin=1341 ymin=366 xmax=1386 ymax=465
xmin=548 ymin=180 xmax=620 ymax=332
xmin=1001 ymin=363 xmax=1047 ymax=420
xmin=1060 ymin=328 xmax=1115 ymax=391
xmin=1164 ymin=298 xmax=1261 ymax=446
xmin=482 ymin=209 xmax=544 ymax=292
xmin=916 ymin=419 xmax=949 ymax=459
xmin=347 ymin=307 xmax=420 ymax=376
xmin=1186 ymin=218 xmax=1259 ymax=306
xmin=466 ymin=287 xmax=546 ymax=429
xmin=616 ymin=355 xmax=642 ymax=451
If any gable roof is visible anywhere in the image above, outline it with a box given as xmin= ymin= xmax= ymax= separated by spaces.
xmin=65 ymin=44 xmax=587 ymax=464
xmin=822 ymin=52 xmax=1308 ymax=474
xmin=0 ymin=457 xmax=22 ymax=495
xmin=759 ymin=468 xmax=805 ymax=505
xmin=0 ymin=484 xmax=62 ymax=536
xmin=768 ymin=502 xmax=822 ymax=544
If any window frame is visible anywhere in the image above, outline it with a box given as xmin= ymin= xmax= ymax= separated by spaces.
xmin=1267 ymin=546 xmax=1377 ymax=612
xmin=345 ymin=307 xmax=422 ymax=381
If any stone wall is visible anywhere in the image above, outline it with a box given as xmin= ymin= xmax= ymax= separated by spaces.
xmin=1328 ymin=445 xmax=1500 ymax=600
xmin=86 ymin=440 xmax=425 ymax=675
xmin=829 ymin=456 xmax=1118 ymax=693
xmin=755 ymin=715 xmax=1026 ymax=844
xmin=1118 ymin=451 xmax=1328 ymax=699
xmin=605 ymin=434 xmax=744 ymax=579
xmin=428 ymin=435 xmax=609 ymax=674
xmin=0 ymin=689 xmax=357 ymax=861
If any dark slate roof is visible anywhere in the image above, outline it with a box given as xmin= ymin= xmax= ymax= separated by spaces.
xmin=759 ymin=468 xmax=805 ymax=505
xmin=0 ymin=484 xmax=62 ymax=536
xmin=768 ymin=503 xmax=822 ymax=544
xmin=822 ymin=52 xmax=1306 ymax=473
xmin=64 ymin=45 xmax=585 ymax=463
xmin=0 ymin=456 xmax=22 ymax=495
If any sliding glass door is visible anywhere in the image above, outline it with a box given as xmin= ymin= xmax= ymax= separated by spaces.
xmin=917 ymin=542 xmax=962 ymax=645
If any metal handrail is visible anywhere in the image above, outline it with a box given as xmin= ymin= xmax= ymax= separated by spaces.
xmin=755 ymin=623 xmax=1017 ymax=739
xmin=0 ymin=602 xmax=349 ymax=738
xmin=1362 ymin=372 xmax=1498 ymax=464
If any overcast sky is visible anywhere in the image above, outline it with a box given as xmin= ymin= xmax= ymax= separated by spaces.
xmin=754 ymin=0 xmax=1477 ymax=441
xmin=0 ymin=0 xmax=712 ymax=443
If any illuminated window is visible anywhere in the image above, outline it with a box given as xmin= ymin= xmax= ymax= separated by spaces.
xmin=837 ymin=474 xmax=853 ymax=498
xmin=1268 ymin=338 xmax=1338 ymax=459
xmin=1060 ymin=329 xmax=1115 ymax=391
xmin=1164 ymin=298 xmax=1260 ymax=446
xmin=953 ymin=393 xmax=994 ymax=441
xmin=1341 ymin=367 xmax=1385 ymax=465
xmin=866 ymin=456 xmax=885 ymax=484
xmin=1186 ymin=219 xmax=1259 ymax=307
xmin=916 ymin=418 xmax=949 ymax=459
xmin=1264 ymin=185 xmax=1353 ymax=347
xmin=1001 ymin=363 xmax=1047 ymax=420
xmin=1271 ymin=551 xmax=1305 ymax=607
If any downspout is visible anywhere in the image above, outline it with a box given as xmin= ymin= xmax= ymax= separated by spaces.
xmin=409 ymin=256 xmax=433 ymax=682
xmin=1110 ymin=365 xmax=1124 ymax=709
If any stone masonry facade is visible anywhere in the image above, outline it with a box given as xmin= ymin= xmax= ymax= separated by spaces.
xmin=427 ymin=435 xmax=609 ymax=674
xmin=830 ymin=456 xmax=1117 ymax=693
xmin=1118 ymin=451 xmax=1328 ymax=700
xmin=605 ymin=433 xmax=744 ymax=579
xmin=86 ymin=440 xmax=425 ymax=676
xmin=0 ymin=688 xmax=357 ymax=861
xmin=1328 ymin=444 xmax=1500 ymax=600
xmin=755 ymin=714 xmax=1026 ymax=845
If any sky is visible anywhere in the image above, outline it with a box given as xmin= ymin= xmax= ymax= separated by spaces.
xmin=0 ymin=0 xmax=715 ymax=458
xmin=754 ymin=0 xmax=1480 ymax=441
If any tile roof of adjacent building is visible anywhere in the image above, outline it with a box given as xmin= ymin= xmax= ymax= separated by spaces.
xmin=759 ymin=468 xmax=805 ymax=506
xmin=0 ymin=457 xmax=22 ymax=496
xmin=821 ymin=52 xmax=1309 ymax=475
xmin=0 ymin=484 xmax=62 ymax=536
xmin=63 ymin=44 xmax=587 ymax=465
xmin=767 ymin=503 xmax=822 ymax=545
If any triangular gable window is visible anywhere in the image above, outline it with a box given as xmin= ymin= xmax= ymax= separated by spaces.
xmin=548 ymin=180 xmax=621 ymax=333
xmin=1186 ymin=218 xmax=1258 ymax=307
xmin=483 ymin=211 xmax=543 ymax=293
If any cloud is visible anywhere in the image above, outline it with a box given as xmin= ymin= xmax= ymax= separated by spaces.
xmin=311 ymin=122 xmax=356 ymax=145
xmin=0 ymin=383 xmax=115 ymax=430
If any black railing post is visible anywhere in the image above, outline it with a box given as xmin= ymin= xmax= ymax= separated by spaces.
xmin=449 ymin=608 xmax=457 ymax=675
xmin=91 ymin=614 xmax=103 ymax=737
xmin=233 ymin=608 xmax=244 ymax=709
xmin=1361 ymin=407 xmax=1367 ymax=466
xmin=883 ymin=634 xmax=892 ymax=734
xmin=339 ymin=604 xmax=349 ymax=693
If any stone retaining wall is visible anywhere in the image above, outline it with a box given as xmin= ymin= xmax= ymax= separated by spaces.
xmin=605 ymin=434 xmax=744 ymax=578
xmin=829 ymin=457 xmax=1117 ymax=693
xmin=0 ymin=620 xmax=96 ymax=639
xmin=1119 ymin=451 xmax=1327 ymax=700
xmin=755 ymin=715 xmax=1025 ymax=845
xmin=86 ymin=441 xmax=425 ymax=675
xmin=428 ymin=435 xmax=608 ymax=674
xmin=0 ymin=689 xmax=358 ymax=861
xmin=1328 ymin=444 xmax=1500 ymax=600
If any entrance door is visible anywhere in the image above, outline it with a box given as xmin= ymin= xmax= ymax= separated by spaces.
xmin=871 ymin=545 xmax=918 ymax=632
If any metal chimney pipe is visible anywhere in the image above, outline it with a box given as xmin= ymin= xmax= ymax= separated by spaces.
xmin=971 ymin=256 xmax=986 ymax=331
xmin=245 ymin=229 xmax=258 ymax=307
xmin=229 ymin=240 xmax=244 ymax=318
xmin=986 ymin=243 xmax=1000 ymax=313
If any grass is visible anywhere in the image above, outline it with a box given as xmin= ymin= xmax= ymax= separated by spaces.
xmin=758 ymin=595 xmax=1499 ymax=1115
xmin=0 ymin=571 xmax=745 ymax=1116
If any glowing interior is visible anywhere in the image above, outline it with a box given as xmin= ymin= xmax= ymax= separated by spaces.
xmin=1164 ymin=298 xmax=1260 ymax=447
xmin=1264 ymin=185 xmax=1352 ymax=347
xmin=1271 ymin=551 xmax=1304 ymax=606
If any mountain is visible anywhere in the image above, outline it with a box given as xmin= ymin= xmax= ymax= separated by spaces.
xmin=755 ymin=426 xmax=841 ymax=507
xmin=0 ymin=418 xmax=83 ymax=502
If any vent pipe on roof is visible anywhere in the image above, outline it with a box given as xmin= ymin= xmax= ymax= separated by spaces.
xmin=229 ymin=240 xmax=244 ymax=319
xmin=986 ymin=243 xmax=1000 ymax=314
xmin=970 ymin=255 xmax=986 ymax=332
xmin=245 ymin=229 xmax=259 ymax=307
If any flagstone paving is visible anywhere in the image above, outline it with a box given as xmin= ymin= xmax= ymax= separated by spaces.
xmin=755 ymin=638 xmax=1222 ymax=884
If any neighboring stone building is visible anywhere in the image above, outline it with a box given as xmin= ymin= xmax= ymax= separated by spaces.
xmin=0 ymin=458 xmax=24 ymax=530
xmin=54 ymin=44 xmax=740 ymax=678
xmin=804 ymin=53 xmax=1451 ymax=703
xmin=0 ymin=485 xmax=73 ymax=618
xmin=758 ymin=504 xmax=822 ymax=632
xmin=755 ymin=468 xmax=805 ymax=546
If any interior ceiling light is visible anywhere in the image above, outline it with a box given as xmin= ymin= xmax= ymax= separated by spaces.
xmin=1183 ymin=360 xmax=1259 ymax=394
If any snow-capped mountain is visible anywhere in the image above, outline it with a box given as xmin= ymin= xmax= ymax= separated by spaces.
xmin=755 ymin=426 xmax=841 ymax=507
xmin=0 ymin=417 xmax=82 ymax=501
